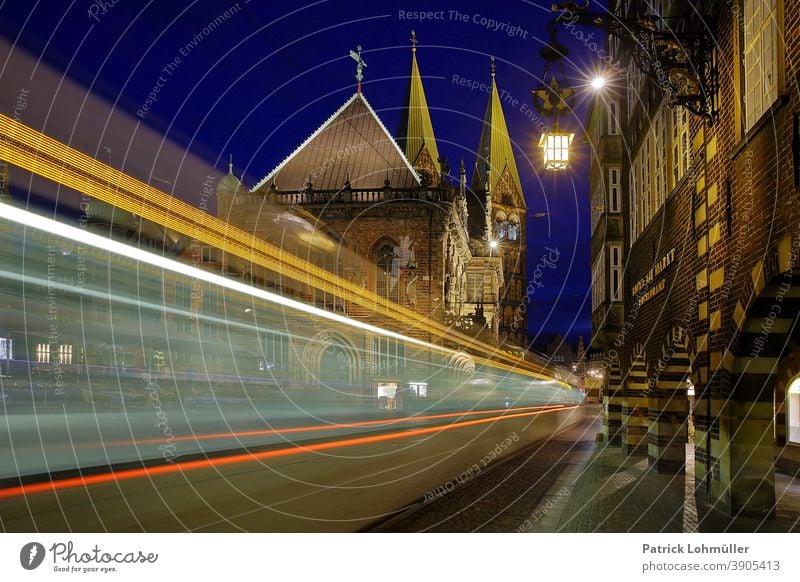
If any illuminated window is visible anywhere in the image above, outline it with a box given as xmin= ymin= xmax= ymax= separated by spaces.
xmin=743 ymin=0 xmax=781 ymax=131
xmin=671 ymin=107 xmax=690 ymax=186
xmin=409 ymin=382 xmax=428 ymax=397
xmin=35 ymin=343 xmax=50 ymax=363
xmin=495 ymin=212 xmax=508 ymax=240
xmin=508 ymin=216 xmax=519 ymax=241
xmin=58 ymin=344 xmax=73 ymax=364
xmin=788 ymin=377 xmax=800 ymax=445
xmin=0 ymin=338 xmax=12 ymax=360
xmin=376 ymin=244 xmax=398 ymax=302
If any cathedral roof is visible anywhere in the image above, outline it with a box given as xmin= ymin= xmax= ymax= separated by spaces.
xmin=251 ymin=93 xmax=420 ymax=192
xmin=397 ymin=34 xmax=440 ymax=171
xmin=471 ymin=63 xmax=524 ymax=204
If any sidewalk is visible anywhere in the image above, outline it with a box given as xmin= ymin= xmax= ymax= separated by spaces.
xmin=525 ymin=406 xmax=800 ymax=533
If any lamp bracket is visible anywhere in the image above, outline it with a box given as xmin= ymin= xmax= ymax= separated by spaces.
xmin=552 ymin=3 xmax=718 ymax=124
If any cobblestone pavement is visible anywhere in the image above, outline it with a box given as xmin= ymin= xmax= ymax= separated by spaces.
xmin=385 ymin=404 xmax=800 ymax=533
xmin=384 ymin=408 xmax=600 ymax=532
xmin=525 ymin=409 xmax=800 ymax=533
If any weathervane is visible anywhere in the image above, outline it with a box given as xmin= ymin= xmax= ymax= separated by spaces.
xmin=349 ymin=45 xmax=367 ymax=94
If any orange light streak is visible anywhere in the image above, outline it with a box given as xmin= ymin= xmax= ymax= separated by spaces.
xmin=0 ymin=405 xmax=578 ymax=500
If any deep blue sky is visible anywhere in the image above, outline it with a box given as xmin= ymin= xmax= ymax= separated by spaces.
xmin=0 ymin=0 xmax=606 ymax=345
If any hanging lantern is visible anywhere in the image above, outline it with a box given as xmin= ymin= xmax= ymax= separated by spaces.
xmin=532 ymin=21 xmax=576 ymax=171
xmin=539 ymin=127 xmax=574 ymax=171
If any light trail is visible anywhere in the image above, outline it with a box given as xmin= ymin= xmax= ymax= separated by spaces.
xmin=0 ymin=113 xmax=565 ymax=381
xmin=105 ymin=404 xmax=566 ymax=446
xmin=0 ymin=405 xmax=579 ymax=500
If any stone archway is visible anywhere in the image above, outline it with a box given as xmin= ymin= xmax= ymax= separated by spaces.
xmin=302 ymin=330 xmax=360 ymax=391
xmin=649 ymin=326 xmax=696 ymax=473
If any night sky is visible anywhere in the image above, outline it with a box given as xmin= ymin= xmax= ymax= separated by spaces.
xmin=0 ymin=0 xmax=606 ymax=346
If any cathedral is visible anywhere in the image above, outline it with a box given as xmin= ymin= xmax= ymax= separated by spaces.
xmin=216 ymin=35 xmax=530 ymax=352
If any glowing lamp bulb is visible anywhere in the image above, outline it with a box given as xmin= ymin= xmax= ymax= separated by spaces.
xmin=489 ymin=240 xmax=498 ymax=249
xmin=591 ymin=76 xmax=606 ymax=90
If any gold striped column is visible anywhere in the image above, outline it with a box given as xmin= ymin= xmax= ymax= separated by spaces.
xmin=648 ymin=327 xmax=692 ymax=473
xmin=623 ymin=343 xmax=649 ymax=455
xmin=603 ymin=359 xmax=623 ymax=446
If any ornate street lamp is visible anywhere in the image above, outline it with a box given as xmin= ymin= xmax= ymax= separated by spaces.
xmin=533 ymin=21 xmax=576 ymax=171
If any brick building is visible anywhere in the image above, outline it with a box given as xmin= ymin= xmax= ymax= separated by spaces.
xmin=586 ymin=0 xmax=800 ymax=517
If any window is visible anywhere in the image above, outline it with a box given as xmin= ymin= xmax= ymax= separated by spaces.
xmin=607 ymin=101 xmax=620 ymax=135
xmin=203 ymin=290 xmax=217 ymax=312
xmin=140 ymin=285 xmax=163 ymax=322
xmin=96 ymin=301 xmax=109 ymax=323
xmin=176 ymin=317 xmax=193 ymax=334
xmin=631 ymin=104 xmax=672 ymax=243
xmin=376 ymin=244 xmax=398 ymax=302
xmin=0 ymin=337 xmax=12 ymax=360
xmin=58 ymin=344 xmax=73 ymax=365
xmin=788 ymin=376 xmax=800 ymax=444
xmin=610 ymin=245 xmax=622 ymax=301
xmin=262 ymin=330 xmax=289 ymax=371
xmin=591 ymin=253 xmax=606 ymax=312
xmin=373 ymin=337 xmax=404 ymax=371
xmin=508 ymin=216 xmax=519 ymax=241
xmin=672 ymin=107 xmax=690 ymax=186
xmin=466 ymin=273 xmax=484 ymax=303
xmin=608 ymin=167 xmax=621 ymax=213
xmin=175 ymin=281 xmax=192 ymax=310
xmin=201 ymin=246 xmax=216 ymax=263
xmin=494 ymin=212 xmax=508 ymax=240
xmin=35 ymin=343 xmax=50 ymax=363
xmin=201 ymin=322 xmax=217 ymax=338
xmin=743 ymin=0 xmax=780 ymax=131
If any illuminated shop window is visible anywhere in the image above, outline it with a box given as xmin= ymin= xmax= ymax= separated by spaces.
xmin=0 ymin=338 xmax=12 ymax=360
xmin=35 ymin=343 xmax=50 ymax=363
xmin=788 ymin=377 xmax=800 ymax=445
xmin=58 ymin=344 xmax=73 ymax=365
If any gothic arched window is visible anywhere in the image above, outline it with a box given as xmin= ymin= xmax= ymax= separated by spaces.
xmin=508 ymin=215 xmax=520 ymax=241
xmin=494 ymin=212 xmax=508 ymax=240
xmin=376 ymin=244 xmax=399 ymax=302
